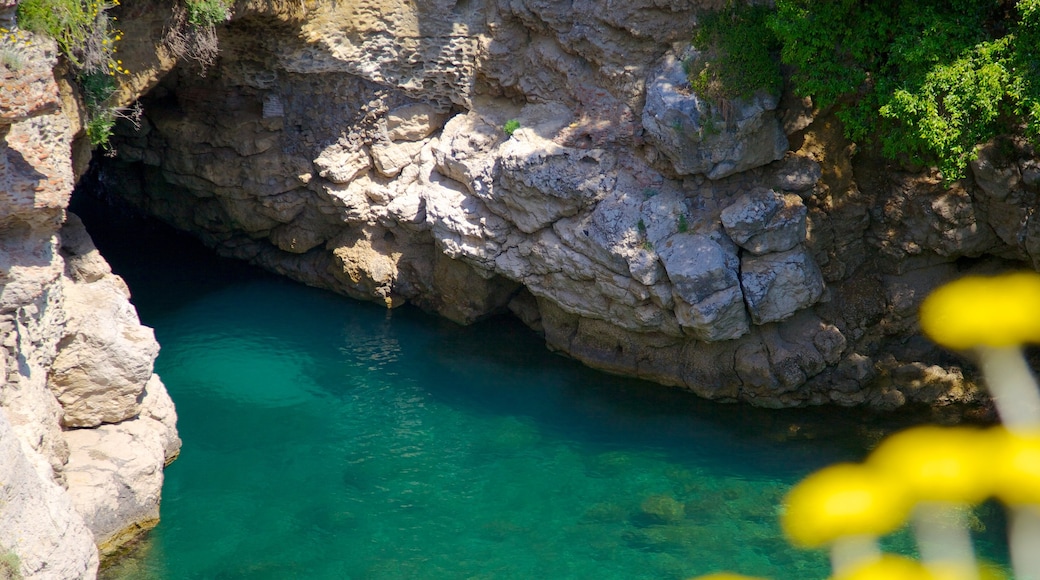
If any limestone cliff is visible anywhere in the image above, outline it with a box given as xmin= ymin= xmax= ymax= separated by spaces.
xmin=0 ymin=20 xmax=179 ymax=580
xmin=88 ymin=0 xmax=1039 ymax=414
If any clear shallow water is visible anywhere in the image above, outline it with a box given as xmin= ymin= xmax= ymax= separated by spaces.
xmin=74 ymin=195 xmax=1008 ymax=579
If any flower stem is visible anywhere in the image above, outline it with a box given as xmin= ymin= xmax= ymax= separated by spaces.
xmin=829 ymin=535 xmax=880 ymax=576
xmin=912 ymin=502 xmax=979 ymax=580
xmin=975 ymin=345 xmax=1040 ymax=430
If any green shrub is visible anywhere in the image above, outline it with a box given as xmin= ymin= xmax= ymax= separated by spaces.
xmin=16 ymin=0 xmax=128 ymax=150
xmin=16 ymin=0 xmax=126 ymax=74
xmin=186 ymin=0 xmax=232 ymax=27
xmin=689 ymin=2 xmax=782 ymax=102
xmin=770 ymin=0 xmax=1040 ymax=181
xmin=503 ymin=119 xmax=521 ymax=136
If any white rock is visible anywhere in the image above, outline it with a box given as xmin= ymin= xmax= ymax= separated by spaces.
xmin=48 ymin=276 xmax=160 ymax=428
xmin=63 ymin=416 xmax=167 ymax=556
xmin=139 ymin=374 xmax=181 ymax=464
xmin=642 ymin=46 xmax=787 ymax=179
xmin=314 ymin=144 xmax=371 ymax=184
xmin=372 ymin=140 xmax=425 ymax=178
xmin=386 ymin=103 xmax=449 ymax=142
xmin=0 ymin=409 xmax=99 ymax=580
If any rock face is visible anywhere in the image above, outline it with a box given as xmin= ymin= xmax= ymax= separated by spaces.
xmin=79 ymin=0 xmax=1033 ymax=416
xmin=0 ymin=25 xmax=179 ymax=578
xmin=642 ymin=47 xmax=789 ymax=179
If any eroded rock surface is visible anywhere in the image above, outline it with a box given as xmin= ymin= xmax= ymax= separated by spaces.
xmin=86 ymin=0 xmax=1040 ymax=420
xmin=1 ymin=26 xmax=178 ymax=578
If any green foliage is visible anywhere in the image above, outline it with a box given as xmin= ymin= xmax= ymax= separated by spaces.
xmin=0 ymin=547 xmax=21 ymax=580
xmin=770 ymin=0 xmax=1040 ymax=181
xmin=690 ymin=2 xmax=782 ymax=102
xmin=86 ymin=110 xmax=115 ymax=147
xmin=16 ymin=0 xmax=125 ymax=74
xmin=677 ymin=213 xmax=689 ymax=234
xmin=503 ymin=119 xmax=521 ymax=136
xmin=16 ymin=0 xmax=128 ymax=150
xmin=186 ymin=0 xmax=232 ymax=27
xmin=636 ymin=219 xmax=647 ymax=235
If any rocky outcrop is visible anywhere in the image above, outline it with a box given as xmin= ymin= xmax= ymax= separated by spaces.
xmin=0 ymin=25 xmax=179 ymax=578
xmin=642 ymin=46 xmax=788 ymax=179
xmin=92 ymin=0 xmax=1027 ymax=413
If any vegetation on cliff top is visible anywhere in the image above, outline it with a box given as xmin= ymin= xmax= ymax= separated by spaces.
xmin=15 ymin=0 xmax=231 ymax=148
xmin=698 ymin=0 xmax=1040 ymax=182
xmin=772 ymin=0 xmax=1040 ymax=181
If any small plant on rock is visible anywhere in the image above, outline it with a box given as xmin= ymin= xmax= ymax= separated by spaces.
xmin=677 ymin=213 xmax=689 ymax=233
xmin=503 ymin=119 xmax=521 ymax=137
xmin=16 ymin=0 xmax=131 ymax=150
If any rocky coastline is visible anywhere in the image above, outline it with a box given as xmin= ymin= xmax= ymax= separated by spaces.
xmin=2 ymin=0 xmax=1039 ymax=577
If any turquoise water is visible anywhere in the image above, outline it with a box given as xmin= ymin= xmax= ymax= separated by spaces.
xmin=75 ymin=197 xmax=1008 ymax=579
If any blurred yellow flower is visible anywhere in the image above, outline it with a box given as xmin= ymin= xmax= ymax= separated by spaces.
xmin=919 ymin=272 xmax=1040 ymax=350
xmin=867 ymin=426 xmax=994 ymax=504
xmin=991 ymin=428 xmax=1040 ymax=505
xmin=782 ymin=463 xmax=911 ymax=548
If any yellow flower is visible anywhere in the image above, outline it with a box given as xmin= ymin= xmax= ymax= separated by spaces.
xmin=867 ymin=426 xmax=994 ymax=504
xmin=782 ymin=463 xmax=911 ymax=549
xmin=991 ymin=428 xmax=1040 ymax=505
xmin=919 ymin=272 xmax=1040 ymax=350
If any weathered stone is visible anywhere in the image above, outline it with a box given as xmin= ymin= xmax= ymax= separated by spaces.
xmin=721 ymin=188 xmax=807 ymax=255
xmin=385 ymin=103 xmax=449 ymax=142
xmin=774 ymin=154 xmax=822 ymax=193
xmin=314 ymin=144 xmax=371 ymax=184
xmin=642 ymin=46 xmax=787 ymax=179
xmin=60 ymin=213 xmax=114 ymax=283
xmin=657 ymin=233 xmax=748 ymax=340
xmin=0 ymin=410 xmax=99 ymax=580
xmin=48 ymin=276 xmax=160 ymax=428
xmin=63 ymin=417 xmax=167 ymax=557
xmin=372 ymin=140 xmax=425 ymax=178
xmin=139 ymin=374 xmax=182 ymax=464
xmin=971 ymin=142 xmax=1021 ymax=201
xmin=740 ymin=247 xmax=825 ymax=325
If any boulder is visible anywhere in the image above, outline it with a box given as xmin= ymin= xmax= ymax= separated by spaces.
xmin=313 ymin=143 xmax=371 ymax=184
xmin=62 ymin=416 xmax=168 ymax=556
xmin=47 ymin=276 xmax=159 ymax=428
xmin=721 ymin=188 xmax=807 ymax=255
xmin=740 ymin=247 xmax=825 ymax=325
xmin=385 ymin=103 xmax=449 ymax=142
xmin=657 ymin=233 xmax=749 ymax=340
xmin=0 ymin=409 xmax=99 ymax=580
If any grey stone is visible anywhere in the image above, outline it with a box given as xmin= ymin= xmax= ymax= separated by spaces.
xmin=642 ymin=47 xmax=787 ymax=179
xmin=657 ymin=233 xmax=748 ymax=340
xmin=740 ymin=247 xmax=825 ymax=325
xmin=721 ymin=188 xmax=807 ymax=255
